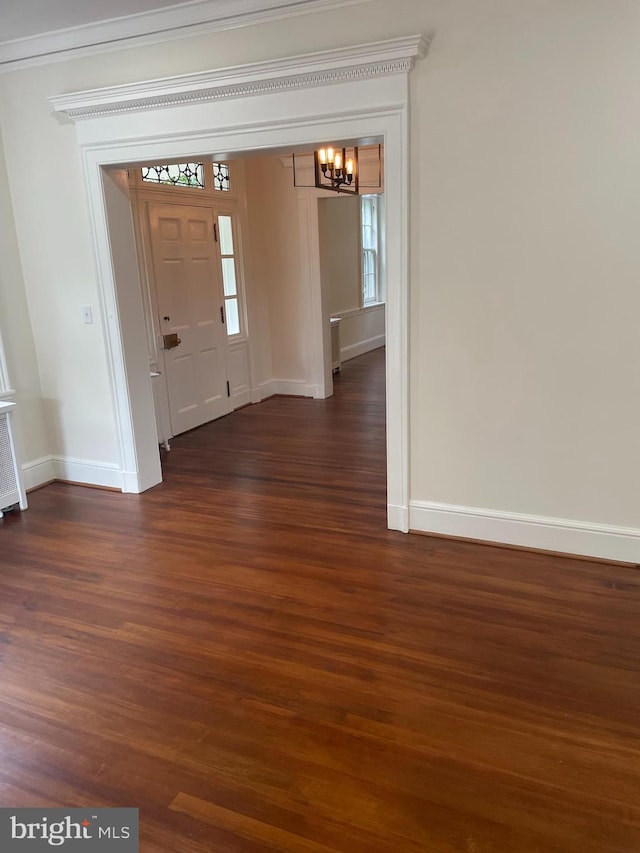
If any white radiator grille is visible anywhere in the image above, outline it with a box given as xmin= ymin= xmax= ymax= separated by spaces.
xmin=0 ymin=412 xmax=18 ymax=504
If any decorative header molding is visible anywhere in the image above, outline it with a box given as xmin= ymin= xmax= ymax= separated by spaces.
xmin=49 ymin=34 xmax=430 ymax=120
xmin=0 ymin=0 xmax=373 ymax=71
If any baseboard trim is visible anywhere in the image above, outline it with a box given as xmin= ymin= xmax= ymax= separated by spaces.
xmin=232 ymin=389 xmax=251 ymax=409
xmin=22 ymin=454 xmax=125 ymax=492
xmin=54 ymin=457 xmax=122 ymax=491
xmin=22 ymin=455 xmax=57 ymax=491
xmin=55 ymin=480 xmax=121 ymax=492
xmin=258 ymin=379 xmax=314 ymax=400
xmin=387 ymin=503 xmax=409 ymax=533
xmin=409 ymin=500 xmax=640 ymax=565
xmin=341 ymin=335 xmax=385 ymax=363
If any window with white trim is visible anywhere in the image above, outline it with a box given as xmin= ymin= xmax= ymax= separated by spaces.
xmin=140 ymin=161 xmax=230 ymax=192
xmin=361 ymin=195 xmax=380 ymax=305
xmin=141 ymin=162 xmax=205 ymax=189
xmin=218 ymin=214 xmax=241 ymax=336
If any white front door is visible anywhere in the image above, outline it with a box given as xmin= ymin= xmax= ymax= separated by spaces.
xmin=149 ymin=202 xmax=230 ymax=435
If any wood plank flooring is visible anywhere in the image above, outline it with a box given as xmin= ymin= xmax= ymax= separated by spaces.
xmin=1 ymin=348 xmax=640 ymax=851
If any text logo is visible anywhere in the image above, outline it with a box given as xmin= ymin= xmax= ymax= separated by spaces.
xmin=0 ymin=809 xmax=138 ymax=851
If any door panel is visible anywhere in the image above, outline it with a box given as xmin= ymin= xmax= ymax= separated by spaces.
xmin=149 ymin=203 xmax=230 ymax=436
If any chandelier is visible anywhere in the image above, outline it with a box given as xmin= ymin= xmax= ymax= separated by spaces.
xmin=314 ymin=146 xmax=359 ymax=194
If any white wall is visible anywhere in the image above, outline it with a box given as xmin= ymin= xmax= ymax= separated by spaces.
xmin=0 ymin=126 xmax=51 ymax=477
xmin=0 ymin=0 xmax=639 ymax=552
xmin=409 ymin=0 xmax=640 ymax=533
xmin=0 ymin=71 xmax=118 ymax=467
xmin=319 ymin=195 xmax=386 ymax=363
xmin=338 ymin=306 xmax=385 ymax=363
xmin=244 ymin=154 xmax=310 ymax=390
xmin=318 ymin=195 xmax=361 ymax=316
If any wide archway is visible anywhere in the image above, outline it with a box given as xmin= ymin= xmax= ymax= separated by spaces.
xmin=50 ymin=35 xmax=429 ymax=532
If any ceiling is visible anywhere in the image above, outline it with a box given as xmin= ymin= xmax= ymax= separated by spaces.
xmin=0 ymin=0 xmax=186 ymax=42
xmin=0 ymin=0 xmax=357 ymax=68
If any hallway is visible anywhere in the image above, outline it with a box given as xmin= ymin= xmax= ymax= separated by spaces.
xmin=1 ymin=348 xmax=639 ymax=851
xmin=160 ymin=344 xmax=388 ymax=538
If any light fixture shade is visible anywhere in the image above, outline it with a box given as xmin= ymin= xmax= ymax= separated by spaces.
xmin=314 ymin=146 xmax=359 ymax=194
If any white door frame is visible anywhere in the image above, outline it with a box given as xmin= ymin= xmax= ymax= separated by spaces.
xmin=50 ymin=35 xmax=429 ymax=531
xmin=0 ymin=322 xmax=12 ymax=398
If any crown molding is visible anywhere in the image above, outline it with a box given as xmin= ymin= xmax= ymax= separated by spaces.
xmin=49 ymin=34 xmax=431 ymax=120
xmin=0 ymin=0 xmax=374 ymax=71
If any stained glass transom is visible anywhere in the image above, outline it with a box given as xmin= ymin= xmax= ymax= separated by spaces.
xmin=213 ymin=162 xmax=230 ymax=191
xmin=141 ymin=162 xmax=204 ymax=189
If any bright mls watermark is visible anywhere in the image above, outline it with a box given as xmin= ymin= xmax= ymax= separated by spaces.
xmin=0 ymin=809 xmax=138 ymax=851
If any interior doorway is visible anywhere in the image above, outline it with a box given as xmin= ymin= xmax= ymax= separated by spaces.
xmin=63 ymin=39 xmax=417 ymax=529
xmin=129 ymin=148 xmax=386 ymax=462
xmin=129 ymin=160 xmax=252 ymax=447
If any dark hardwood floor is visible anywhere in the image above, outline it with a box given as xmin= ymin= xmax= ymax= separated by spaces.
xmin=1 ymin=348 xmax=640 ymax=851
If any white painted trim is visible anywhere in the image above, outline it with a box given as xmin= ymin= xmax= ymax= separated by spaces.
xmin=93 ymin=167 xmax=162 ymax=495
xmin=297 ymin=188 xmax=331 ymax=401
xmin=21 ymin=454 xmax=142 ymax=492
xmin=0 ymin=323 xmax=11 ymax=394
xmin=0 ymin=0 xmax=375 ymax=71
xmin=22 ymin=455 xmax=56 ymax=491
xmin=341 ymin=333 xmax=385 ymax=362
xmin=54 ymin=456 xmax=123 ymax=490
xmin=258 ymin=379 xmax=314 ymax=400
xmin=232 ymin=390 xmax=251 ymax=408
xmin=255 ymin=380 xmax=274 ymax=401
xmin=409 ymin=501 xmax=640 ymax=565
xmin=0 ymin=389 xmax=16 ymax=402
xmin=384 ymin=74 xmax=410 ymax=534
xmin=49 ymin=35 xmax=429 ymax=118
xmin=121 ymin=469 xmax=145 ymax=493
xmin=388 ymin=503 xmax=409 ymax=533
xmin=57 ymin=37 xmax=420 ymax=524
